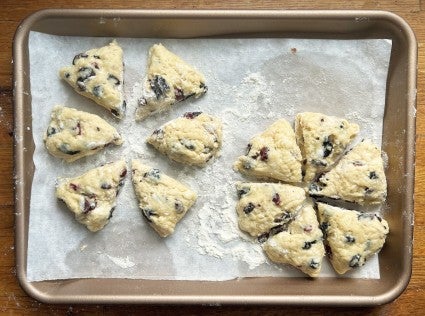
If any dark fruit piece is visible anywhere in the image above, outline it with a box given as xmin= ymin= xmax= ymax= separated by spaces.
xmin=302 ymin=240 xmax=317 ymax=250
xmin=107 ymin=74 xmax=121 ymax=86
xmin=259 ymin=146 xmax=269 ymax=161
xmin=322 ymin=136 xmax=333 ymax=158
xmin=82 ymin=198 xmax=96 ymax=214
xmin=243 ymin=202 xmax=255 ymax=214
xmin=349 ymin=254 xmax=361 ymax=268
xmin=141 ymin=208 xmax=157 ymax=223
xmin=58 ymin=144 xmax=80 ymax=156
xmin=143 ymin=168 xmax=161 ymax=180
xmin=72 ymin=53 xmax=88 ymax=65
xmin=237 ymin=187 xmax=250 ymax=199
xmin=101 ymin=183 xmax=112 ymax=190
xmin=93 ymin=85 xmax=103 ymax=97
xmin=150 ymin=75 xmax=169 ymax=99
xmin=46 ymin=126 xmax=57 ymax=137
xmin=272 ymin=193 xmax=281 ymax=206
xmin=183 ymin=112 xmax=202 ymax=119
xmin=174 ymin=200 xmax=184 ymax=213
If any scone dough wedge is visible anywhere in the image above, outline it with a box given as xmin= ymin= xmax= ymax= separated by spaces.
xmin=44 ymin=106 xmax=123 ymax=162
xmin=234 ymin=119 xmax=303 ymax=183
xmin=309 ymin=139 xmax=387 ymax=205
xmin=131 ymin=160 xmax=197 ymax=237
xmin=59 ymin=41 xmax=126 ymax=119
xmin=235 ymin=182 xmax=306 ymax=239
xmin=317 ymin=202 xmax=389 ymax=275
xmin=263 ymin=202 xmax=325 ymax=277
xmin=136 ymin=44 xmax=207 ymax=120
xmin=147 ymin=112 xmax=222 ymax=166
xmin=295 ymin=112 xmax=359 ymax=182
xmin=56 ymin=160 xmax=127 ymax=232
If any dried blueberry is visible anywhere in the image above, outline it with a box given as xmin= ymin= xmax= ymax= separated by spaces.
xmin=246 ymin=143 xmax=252 ymax=155
xmin=345 ymin=235 xmax=356 ymax=243
xmin=309 ymin=259 xmax=320 ymax=269
xmin=349 ymin=254 xmax=361 ymax=268
xmin=46 ymin=126 xmax=57 ymax=137
xmin=101 ymin=183 xmax=112 ymax=190
xmin=93 ymin=85 xmax=104 ymax=97
xmin=325 ymin=244 xmax=333 ymax=259
xmin=237 ymin=187 xmax=250 ymax=199
xmin=365 ymin=187 xmax=374 ymax=195
xmin=59 ymin=144 xmax=80 ymax=155
xmin=152 ymin=128 xmax=164 ymax=139
xmin=269 ymin=225 xmax=285 ymax=236
xmin=143 ymin=168 xmax=160 ymax=180
xmin=141 ymin=208 xmax=157 ymax=223
xmin=64 ymin=73 xmax=70 ymax=79
xmin=243 ymin=202 xmax=255 ymax=214
xmin=107 ymin=74 xmax=120 ymax=86
xmin=369 ymin=171 xmax=378 ymax=179
xmin=111 ymin=109 xmax=120 ymax=117
xmin=150 ymin=75 xmax=169 ymax=99
xmin=274 ymin=212 xmax=292 ymax=223
xmin=174 ymin=200 xmax=184 ymax=213
xmin=183 ymin=112 xmax=202 ymax=119
xmin=138 ymin=97 xmax=147 ymax=107
xmin=72 ymin=53 xmax=88 ymax=65
xmin=272 ymin=193 xmax=281 ymax=206
xmin=309 ymin=183 xmax=322 ymax=192
xmin=353 ymin=161 xmax=364 ymax=167
xmin=181 ymin=139 xmax=196 ymax=150
xmin=257 ymin=233 xmax=269 ymax=243
xmin=108 ymin=207 xmax=115 ymax=219
xmin=311 ymin=159 xmax=327 ymax=167
xmin=322 ymin=136 xmax=333 ymax=158
xmin=78 ymin=66 xmax=95 ymax=81
xmin=93 ymin=55 xmax=101 ymax=59
xmin=200 ymin=82 xmax=208 ymax=93
xmin=302 ymin=240 xmax=317 ymax=250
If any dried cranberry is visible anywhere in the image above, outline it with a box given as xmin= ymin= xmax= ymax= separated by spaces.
xmin=183 ymin=112 xmax=202 ymax=119
xmin=120 ymin=169 xmax=127 ymax=178
xmin=75 ymin=122 xmax=82 ymax=135
xmin=83 ymin=198 xmax=96 ymax=214
xmin=101 ymin=183 xmax=112 ymax=189
xmin=272 ymin=193 xmax=281 ymax=206
xmin=69 ymin=183 xmax=78 ymax=191
xmin=303 ymin=225 xmax=313 ymax=232
xmin=174 ymin=88 xmax=185 ymax=102
xmin=259 ymin=146 xmax=269 ymax=161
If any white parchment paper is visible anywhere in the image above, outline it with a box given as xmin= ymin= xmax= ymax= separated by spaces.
xmin=26 ymin=31 xmax=392 ymax=281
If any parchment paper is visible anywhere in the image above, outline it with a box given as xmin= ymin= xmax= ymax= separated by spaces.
xmin=26 ymin=31 xmax=392 ymax=281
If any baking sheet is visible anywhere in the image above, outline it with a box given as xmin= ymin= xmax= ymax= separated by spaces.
xmin=26 ymin=31 xmax=392 ymax=282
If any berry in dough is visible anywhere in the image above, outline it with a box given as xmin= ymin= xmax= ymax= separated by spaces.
xmin=309 ymin=139 xmax=387 ymax=205
xmin=295 ymin=112 xmax=359 ymax=182
xmin=263 ymin=202 xmax=325 ymax=277
xmin=56 ymin=160 xmax=127 ymax=232
xmin=131 ymin=160 xmax=197 ymax=237
xmin=316 ymin=202 xmax=389 ymax=274
xmin=135 ymin=44 xmax=207 ymax=121
xmin=233 ymin=119 xmax=303 ymax=183
xmin=44 ymin=106 xmax=123 ymax=162
xmin=146 ymin=112 xmax=222 ymax=166
xmin=59 ymin=40 xmax=126 ymax=119
xmin=235 ymin=182 xmax=306 ymax=239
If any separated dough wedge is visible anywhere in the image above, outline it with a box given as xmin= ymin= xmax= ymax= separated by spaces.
xmin=309 ymin=139 xmax=387 ymax=205
xmin=44 ymin=106 xmax=123 ymax=162
xmin=136 ymin=44 xmax=207 ymax=120
xmin=59 ymin=41 xmax=126 ymax=119
xmin=235 ymin=182 xmax=306 ymax=238
xmin=295 ymin=112 xmax=359 ymax=182
xmin=147 ymin=112 xmax=222 ymax=166
xmin=263 ymin=202 xmax=325 ymax=277
xmin=234 ymin=119 xmax=302 ymax=183
xmin=317 ymin=202 xmax=389 ymax=275
xmin=131 ymin=160 xmax=197 ymax=237
xmin=56 ymin=160 xmax=127 ymax=232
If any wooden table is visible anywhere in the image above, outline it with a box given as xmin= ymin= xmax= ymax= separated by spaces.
xmin=1 ymin=0 xmax=424 ymax=314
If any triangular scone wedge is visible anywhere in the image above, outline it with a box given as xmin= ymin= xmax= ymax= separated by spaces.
xmin=234 ymin=119 xmax=302 ymax=183
xmin=147 ymin=112 xmax=222 ymax=166
xmin=317 ymin=202 xmax=389 ymax=274
xmin=56 ymin=160 xmax=127 ymax=232
xmin=59 ymin=41 xmax=126 ymax=119
xmin=309 ymin=139 xmax=387 ymax=205
xmin=295 ymin=112 xmax=359 ymax=182
xmin=44 ymin=106 xmax=123 ymax=162
xmin=235 ymin=182 xmax=306 ymax=239
xmin=131 ymin=160 xmax=197 ymax=237
xmin=263 ymin=202 xmax=325 ymax=277
xmin=135 ymin=44 xmax=207 ymax=121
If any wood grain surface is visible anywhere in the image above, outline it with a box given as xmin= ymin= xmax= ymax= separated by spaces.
xmin=1 ymin=0 xmax=424 ymax=314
